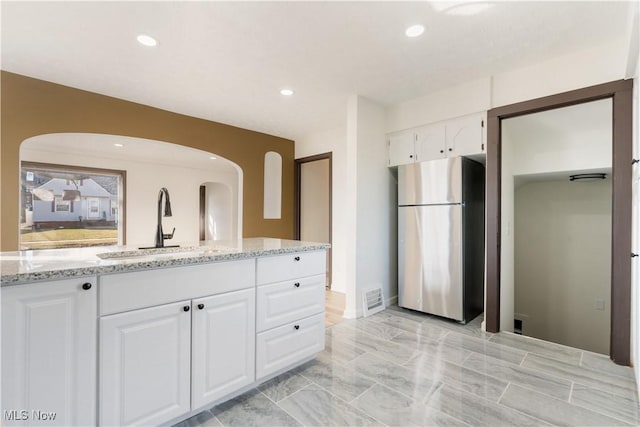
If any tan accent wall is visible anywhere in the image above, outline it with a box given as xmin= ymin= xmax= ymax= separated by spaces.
xmin=0 ymin=71 xmax=294 ymax=251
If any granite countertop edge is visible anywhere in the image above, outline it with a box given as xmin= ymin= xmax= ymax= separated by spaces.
xmin=1 ymin=241 xmax=330 ymax=287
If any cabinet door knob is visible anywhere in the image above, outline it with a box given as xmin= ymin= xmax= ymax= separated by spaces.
xmin=294 ymin=325 xmax=300 ymax=330
xmin=294 ymin=282 xmax=300 ymax=288
xmin=197 ymin=303 xmax=205 ymax=310
xmin=409 ymin=154 xmax=413 ymax=158
xmin=81 ymin=282 xmax=92 ymax=290
xmin=448 ymin=148 xmax=453 ymax=152
xmin=183 ymin=305 xmax=190 ymax=312
xmin=294 ymin=256 xmax=301 ymax=261
xmin=440 ymin=150 xmax=444 ymax=153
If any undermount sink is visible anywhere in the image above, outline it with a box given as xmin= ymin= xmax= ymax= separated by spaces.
xmin=97 ymin=247 xmax=224 ymax=261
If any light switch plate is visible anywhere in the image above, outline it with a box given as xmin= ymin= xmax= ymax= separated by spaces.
xmin=595 ymin=299 xmax=605 ymax=311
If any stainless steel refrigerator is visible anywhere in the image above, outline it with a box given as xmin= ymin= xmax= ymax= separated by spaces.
xmin=398 ymin=157 xmax=485 ymax=323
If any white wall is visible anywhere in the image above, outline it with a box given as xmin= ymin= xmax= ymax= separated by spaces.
xmin=296 ymin=126 xmax=348 ymax=295
xmin=492 ymin=38 xmax=627 ymax=107
xmin=351 ymin=95 xmax=397 ymax=318
xmin=21 ymin=148 xmax=239 ymax=247
xmin=515 ymin=179 xmax=612 ymax=354
xmin=386 ymin=77 xmax=491 ymax=133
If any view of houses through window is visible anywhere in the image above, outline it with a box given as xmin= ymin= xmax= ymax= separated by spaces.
xmin=20 ymin=163 xmax=125 ymax=250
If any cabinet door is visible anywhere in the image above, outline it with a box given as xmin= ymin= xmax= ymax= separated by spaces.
xmin=1 ymin=277 xmax=97 ymax=427
xmin=445 ymin=114 xmax=484 ymax=157
xmin=415 ymin=123 xmax=447 ymax=162
xmin=100 ymin=300 xmax=191 ymax=426
xmin=388 ymin=132 xmax=416 ymax=166
xmin=191 ymin=288 xmax=255 ymax=409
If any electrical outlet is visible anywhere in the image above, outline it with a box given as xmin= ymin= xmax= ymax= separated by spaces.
xmin=595 ymin=299 xmax=605 ymax=311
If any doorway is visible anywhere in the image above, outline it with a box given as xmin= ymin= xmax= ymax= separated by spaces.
xmin=295 ymin=153 xmax=332 ymax=288
xmin=486 ymin=79 xmax=633 ymax=365
xmin=502 ymin=99 xmax=613 ymax=354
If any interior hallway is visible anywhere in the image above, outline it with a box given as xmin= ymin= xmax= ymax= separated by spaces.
xmin=175 ymin=306 xmax=638 ymax=427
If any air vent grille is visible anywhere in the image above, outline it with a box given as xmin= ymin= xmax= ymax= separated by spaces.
xmin=363 ymin=287 xmax=385 ymax=317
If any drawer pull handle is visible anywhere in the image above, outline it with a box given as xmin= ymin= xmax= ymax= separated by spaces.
xmin=294 ymin=256 xmax=301 ymax=261
xmin=294 ymin=325 xmax=300 ymax=330
xmin=81 ymin=282 xmax=92 ymax=290
xmin=294 ymin=282 xmax=300 ymax=288
xmin=197 ymin=303 xmax=205 ymax=310
xmin=183 ymin=305 xmax=190 ymax=312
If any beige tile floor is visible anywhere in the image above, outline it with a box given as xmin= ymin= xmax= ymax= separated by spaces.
xmin=175 ymin=306 xmax=639 ymax=427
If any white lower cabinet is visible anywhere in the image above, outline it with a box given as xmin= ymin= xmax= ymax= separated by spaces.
xmin=191 ymin=288 xmax=255 ymax=409
xmin=99 ymin=300 xmax=192 ymax=426
xmin=256 ymin=274 xmax=325 ymax=332
xmin=1 ymin=277 xmax=97 ymax=427
xmin=256 ymin=313 xmax=325 ymax=379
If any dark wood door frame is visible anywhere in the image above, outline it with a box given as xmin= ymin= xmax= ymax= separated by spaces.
xmin=295 ymin=152 xmax=333 ymax=287
xmin=486 ymin=79 xmax=634 ymax=365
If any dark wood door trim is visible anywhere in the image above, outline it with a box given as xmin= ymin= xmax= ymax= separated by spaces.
xmin=295 ymin=152 xmax=333 ymax=287
xmin=486 ymin=79 xmax=633 ymax=366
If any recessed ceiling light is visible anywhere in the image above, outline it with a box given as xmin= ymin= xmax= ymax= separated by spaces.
xmin=137 ymin=34 xmax=157 ymax=47
xmin=280 ymin=89 xmax=294 ymax=96
xmin=114 ymin=143 xmax=124 ymax=148
xmin=405 ymin=25 xmax=425 ymax=38
xmin=209 ymin=156 xmax=217 ymax=160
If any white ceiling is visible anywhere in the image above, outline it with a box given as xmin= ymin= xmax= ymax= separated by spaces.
xmin=1 ymin=1 xmax=632 ymax=140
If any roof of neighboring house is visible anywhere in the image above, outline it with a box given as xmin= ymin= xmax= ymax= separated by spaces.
xmin=34 ymin=178 xmax=113 ymax=199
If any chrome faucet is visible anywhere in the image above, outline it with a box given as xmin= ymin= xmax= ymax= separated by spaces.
xmin=154 ymin=187 xmax=176 ymax=248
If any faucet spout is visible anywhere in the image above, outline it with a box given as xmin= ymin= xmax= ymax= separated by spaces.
xmin=155 ymin=188 xmax=174 ymax=248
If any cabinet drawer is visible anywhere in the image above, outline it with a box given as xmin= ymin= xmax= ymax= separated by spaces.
xmin=100 ymin=259 xmax=255 ymax=315
xmin=256 ymin=313 xmax=325 ymax=380
xmin=256 ymin=251 xmax=325 ymax=285
xmin=257 ymin=275 xmax=325 ymax=332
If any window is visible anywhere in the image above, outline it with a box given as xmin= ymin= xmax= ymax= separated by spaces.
xmin=20 ymin=162 xmax=126 ymax=250
xmin=54 ymin=196 xmax=70 ymax=212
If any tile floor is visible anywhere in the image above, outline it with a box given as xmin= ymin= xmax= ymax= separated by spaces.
xmin=174 ymin=306 xmax=639 ymax=427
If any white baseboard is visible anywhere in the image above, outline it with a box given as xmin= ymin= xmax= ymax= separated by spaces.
xmin=343 ymin=308 xmax=358 ymax=319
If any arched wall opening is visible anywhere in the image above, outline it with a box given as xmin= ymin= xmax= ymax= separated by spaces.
xmin=19 ymin=133 xmax=243 ymax=249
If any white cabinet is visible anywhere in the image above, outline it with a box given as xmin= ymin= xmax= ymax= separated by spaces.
xmin=99 ymin=260 xmax=258 ymax=426
xmin=445 ymin=114 xmax=485 ymax=158
xmin=1 ymin=277 xmax=97 ymax=427
xmin=255 ymin=251 xmax=326 ymax=380
xmin=416 ymin=123 xmax=447 ymax=162
xmin=256 ymin=274 xmax=326 ymax=332
xmin=388 ymin=113 xmax=485 ymax=166
xmin=99 ymin=300 xmax=192 ymax=427
xmin=256 ymin=313 xmax=325 ymax=379
xmin=191 ymin=288 xmax=255 ymax=409
xmin=388 ymin=132 xmax=416 ymax=166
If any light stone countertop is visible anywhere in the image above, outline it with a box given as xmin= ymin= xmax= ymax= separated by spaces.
xmin=0 ymin=238 xmax=330 ymax=286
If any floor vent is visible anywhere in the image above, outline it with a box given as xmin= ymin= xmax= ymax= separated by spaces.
xmin=363 ymin=287 xmax=385 ymax=317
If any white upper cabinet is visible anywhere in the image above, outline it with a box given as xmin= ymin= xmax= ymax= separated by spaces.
xmin=416 ymin=123 xmax=447 ymax=162
xmin=388 ymin=113 xmax=485 ymax=166
xmin=387 ymin=131 xmax=416 ymax=167
xmin=1 ymin=277 xmax=97 ymax=427
xmin=446 ymin=114 xmax=485 ymax=157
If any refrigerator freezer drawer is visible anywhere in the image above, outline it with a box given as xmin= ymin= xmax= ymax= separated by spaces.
xmin=398 ymin=157 xmax=463 ymax=206
xmin=398 ymin=205 xmax=463 ymax=321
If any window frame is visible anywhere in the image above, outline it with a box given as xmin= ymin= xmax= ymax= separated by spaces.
xmin=20 ymin=161 xmax=127 ymax=247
